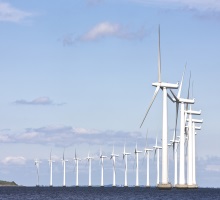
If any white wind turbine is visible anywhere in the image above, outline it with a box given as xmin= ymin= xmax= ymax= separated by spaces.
xmin=191 ymin=121 xmax=202 ymax=186
xmin=185 ymin=107 xmax=201 ymax=188
xmin=168 ymin=132 xmax=180 ymax=186
xmin=85 ymin=152 xmax=94 ymax=187
xmin=74 ymin=149 xmax=81 ymax=187
xmin=123 ymin=144 xmax=131 ymax=187
xmin=140 ymin=26 xmax=178 ymax=188
xmin=62 ymin=150 xmax=68 ymax=187
xmin=110 ymin=145 xmax=119 ymax=187
xmin=169 ymin=67 xmax=194 ymax=188
xmin=153 ymin=136 xmax=162 ymax=185
xmin=144 ymin=132 xmax=153 ymax=187
xmin=48 ymin=150 xmax=55 ymax=187
xmin=99 ymin=148 xmax=107 ymax=187
xmin=34 ymin=159 xmax=41 ymax=187
xmin=134 ymin=143 xmax=142 ymax=187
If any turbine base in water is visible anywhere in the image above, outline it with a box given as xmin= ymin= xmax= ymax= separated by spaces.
xmin=188 ymin=184 xmax=198 ymax=189
xmin=175 ymin=184 xmax=188 ymax=189
xmin=157 ymin=183 xmax=172 ymax=190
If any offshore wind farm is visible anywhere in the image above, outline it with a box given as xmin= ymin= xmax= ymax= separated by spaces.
xmin=1 ymin=0 xmax=220 ymax=199
xmin=31 ymin=27 xmax=203 ymax=189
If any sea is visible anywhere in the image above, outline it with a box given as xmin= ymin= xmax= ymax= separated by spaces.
xmin=0 ymin=187 xmax=219 ymax=200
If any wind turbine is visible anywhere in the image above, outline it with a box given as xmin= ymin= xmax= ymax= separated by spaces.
xmin=110 ymin=145 xmax=119 ymax=187
xmin=134 ymin=143 xmax=142 ymax=187
xmin=144 ymin=132 xmax=153 ymax=187
xmin=62 ymin=149 xmax=68 ymax=187
xmin=140 ymin=26 xmax=178 ymax=189
xmin=86 ymin=152 xmax=94 ymax=187
xmin=74 ymin=149 xmax=81 ymax=187
xmin=48 ymin=150 xmax=55 ymax=187
xmin=185 ymin=107 xmax=201 ymax=188
xmin=169 ymin=132 xmax=180 ymax=186
xmin=153 ymin=136 xmax=162 ymax=185
xmin=191 ymin=121 xmax=202 ymax=186
xmin=34 ymin=159 xmax=41 ymax=187
xmin=100 ymin=148 xmax=107 ymax=187
xmin=123 ymin=144 xmax=131 ymax=187
xmin=169 ymin=67 xmax=194 ymax=188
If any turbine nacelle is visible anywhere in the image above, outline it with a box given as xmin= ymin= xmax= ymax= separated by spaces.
xmin=134 ymin=150 xmax=142 ymax=154
xmin=110 ymin=154 xmax=119 ymax=159
xmin=152 ymin=82 xmax=179 ymax=89
xmin=185 ymin=110 xmax=201 ymax=115
xmin=187 ymin=119 xmax=203 ymax=123
xmin=153 ymin=145 xmax=162 ymax=150
xmin=100 ymin=155 xmax=107 ymax=159
xmin=144 ymin=148 xmax=153 ymax=152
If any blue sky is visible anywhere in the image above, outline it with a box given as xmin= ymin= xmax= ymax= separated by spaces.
xmin=0 ymin=0 xmax=219 ymax=187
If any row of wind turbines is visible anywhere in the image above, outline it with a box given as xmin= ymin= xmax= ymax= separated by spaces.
xmin=139 ymin=26 xmax=203 ymax=189
xmin=34 ymin=139 xmax=160 ymax=188
xmin=35 ymin=26 xmax=203 ymax=189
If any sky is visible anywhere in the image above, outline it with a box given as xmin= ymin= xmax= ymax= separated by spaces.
xmin=0 ymin=0 xmax=220 ymax=187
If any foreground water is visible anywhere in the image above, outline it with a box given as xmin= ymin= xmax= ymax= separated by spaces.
xmin=0 ymin=187 xmax=219 ymax=200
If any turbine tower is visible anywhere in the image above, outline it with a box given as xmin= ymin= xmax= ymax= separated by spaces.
xmin=153 ymin=136 xmax=162 ymax=185
xmin=110 ymin=146 xmax=119 ymax=187
xmin=169 ymin=67 xmax=194 ymax=188
xmin=86 ymin=152 xmax=94 ymax=187
xmin=100 ymin=148 xmax=107 ymax=187
xmin=140 ymin=26 xmax=178 ymax=189
xmin=34 ymin=159 xmax=41 ymax=187
xmin=123 ymin=144 xmax=131 ymax=187
xmin=48 ymin=150 xmax=55 ymax=187
xmin=185 ymin=107 xmax=201 ymax=188
xmin=144 ymin=132 xmax=153 ymax=187
xmin=169 ymin=132 xmax=180 ymax=186
xmin=192 ymin=122 xmax=202 ymax=186
xmin=134 ymin=143 xmax=142 ymax=187
xmin=62 ymin=150 xmax=68 ymax=187
xmin=74 ymin=149 xmax=81 ymax=187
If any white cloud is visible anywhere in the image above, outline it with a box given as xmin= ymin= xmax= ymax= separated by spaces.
xmin=2 ymin=156 xmax=26 ymax=165
xmin=0 ymin=2 xmax=32 ymax=23
xmin=0 ymin=125 xmax=150 ymax=148
xmin=14 ymin=97 xmax=65 ymax=106
xmin=205 ymin=165 xmax=220 ymax=172
xmin=62 ymin=22 xmax=149 ymax=45
xmin=131 ymin=0 xmax=220 ymax=12
xmin=81 ymin=22 xmax=120 ymax=41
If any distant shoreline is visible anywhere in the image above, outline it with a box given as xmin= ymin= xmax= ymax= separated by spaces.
xmin=0 ymin=180 xmax=18 ymax=186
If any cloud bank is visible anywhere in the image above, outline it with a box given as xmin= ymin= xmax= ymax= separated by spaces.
xmin=131 ymin=0 xmax=220 ymax=20
xmin=62 ymin=22 xmax=149 ymax=46
xmin=0 ymin=125 xmax=152 ymax=147
xmin=1 ymin=156 xmax=26 ymax=165
xmin=0 ymin=2 xmax=32 ymax=23
xmin=14 ymin=97 xmax=65 ymax=106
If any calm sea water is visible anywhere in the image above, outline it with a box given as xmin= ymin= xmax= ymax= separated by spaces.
xmin=0 ymin=187 xmax=219 ymax=200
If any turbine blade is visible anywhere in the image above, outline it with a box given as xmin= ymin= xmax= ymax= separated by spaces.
xmin=146 ymin=130 xmax=148 ymax=148
xmin=170 ymin=90 xmax=178 ymax=101
xmin=154 ymin=149 xmax=156 ymax=161
xmin=177 ymin=63 xmax=187 ymax=99
xmin=167 ymin=92 xmax=175 ymax=102
xmin=174 ymin=102 xmax=179 ymax=141
xmin=158 ymin=25 xmax=161 ymax=82
xmin=186 ymin=71 xmax=191 ymax=111
xmin=140 ymin=86 xmax=160 ymax=128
